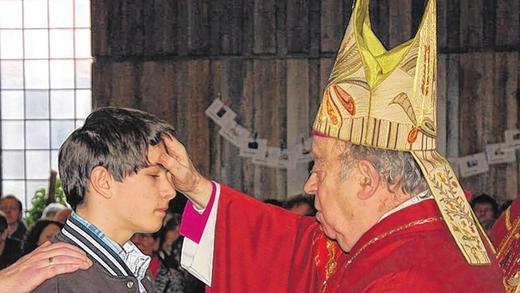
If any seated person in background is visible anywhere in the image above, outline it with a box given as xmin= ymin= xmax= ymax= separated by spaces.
xmin=0 ymin=241 xmax=92 ymax=293
xmin=54 ymin=208 xmax=73 ymax=224
xmin=153 ymin=217 xmax=204 ymax=293
xmin=285 ymin=194 xmax=316 ymax=216
xmin=23 ymin=219 xmax=64 ymax=254
xmin=157 ymin=216 xmax=181 ymax=258
xmin=0 ymin=212 xmax=23 ymax=269
xmin=41 ymin=203 xmax=67 ymax=220
xmin=33 ymin=107 xmax=177 ymax=293
xmin=489 ymin=197 xmax=519 ymax=293
xmin=131 ymin=232 xmax=161 ymax=280
xmin=0 ymin=195 xmax=27 ymax=242
xmin=471 ymin=193 xmax=499 ymax=232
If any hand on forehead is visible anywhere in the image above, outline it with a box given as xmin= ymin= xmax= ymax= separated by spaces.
xmin=147 ymin=142 xmax=169 ymax=167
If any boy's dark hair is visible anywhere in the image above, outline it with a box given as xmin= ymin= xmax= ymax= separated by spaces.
xmin=59 ymin=107 xmax=176 ymax=210
xmin=470 ymin=193 xmax=499 ymax=218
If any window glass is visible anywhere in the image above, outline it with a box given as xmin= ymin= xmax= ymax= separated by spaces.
xmin=1 ymin=90 xmax=24 ymax=119
xmin=2 ymin=151 xmax=24 ymax=179
xmin=0 ymin=30 xmax=23 ymax=59
xmin=1 ymin=0 xmax=91 ymax=206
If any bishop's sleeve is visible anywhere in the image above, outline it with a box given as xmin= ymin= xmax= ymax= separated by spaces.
xmin=180 ymin=183 xmax=322 ymax=293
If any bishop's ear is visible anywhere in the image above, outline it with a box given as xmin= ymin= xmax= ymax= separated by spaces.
xmin=89 ymin=166 xmax=113 ymax=199
xmin=356 ymin=160 xmax=380 ymax=200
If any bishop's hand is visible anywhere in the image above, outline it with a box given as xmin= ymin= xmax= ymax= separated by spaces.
xmin=159 ymin=134 xmax=212 ymax=209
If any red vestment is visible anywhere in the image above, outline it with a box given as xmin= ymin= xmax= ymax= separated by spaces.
xmin=206 ymin=185 xmax=504 ymax=292
xmin=490 ymin=199 xmax=520 ymax=292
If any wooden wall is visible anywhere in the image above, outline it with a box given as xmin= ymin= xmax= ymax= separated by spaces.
xmin=91 ymin=0 xmax=520 ymax=201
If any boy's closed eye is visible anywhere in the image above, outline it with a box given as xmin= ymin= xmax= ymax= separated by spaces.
xmin=144 ymin=165 xmax=164 ymax=178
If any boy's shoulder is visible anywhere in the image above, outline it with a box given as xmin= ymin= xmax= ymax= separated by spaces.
xmin=32 ymin=235 xmax=142 ymax=293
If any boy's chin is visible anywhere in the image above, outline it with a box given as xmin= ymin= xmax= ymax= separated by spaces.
xmin=140 ymin=222 xmax=163 ymax=233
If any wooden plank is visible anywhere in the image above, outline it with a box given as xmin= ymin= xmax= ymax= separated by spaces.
xmin=319 ymin=59 xmax=334 ymax=97
xmin=370 ymin=0 xmax=389 ymax=49
xmin=445 ymin=54 xmax=459 ymax=159
xmin=459 ymin=0 xmax=483 ymax=49
xmin=207 ymin=59 xmax=246 ymax=190
xmin=479 ymin=53 xmax=495 ymax=194
xmin=308 ymin=0 xmax=321 ymax=57
xmin=176 ymin=0 xmax=209 ymax=56
xmin=110 ymin=0 xmax=144 ymax=56
xmin=223 ymin=1 xmax=245 ymax=54
xmin=109 ymin=62 xmax=139 ymax=107
xmin=482 ymin=0 xmax=496 ymax=49
xmin=106 ymin=0 xmax=121 ymax=56
xmin=388 ymin=0 xmax=412 ymax=49
xmin=91 ymin=60 xmax=111 ymax=108
xmin=445 ymin=0 xmax=460 ymax=52
xmin=240 ymin=60 xmax=256 ymax=195
xmin=208 ymin=0 xmax=223 ymax=55
xmin=308 ymin=59 xmax=321 ymax=125
xmin=458 ymin=53 xmax=490 ymax=194
xmin=287 ymin=0 xmax=309 ymax=54
xmin=242 ymin=0 xmax=255 ymax=56
xmin=142 ymin=0 xmax=157 ymax=56
xmin=276 ymin=0 xmax=288 ymax=56
xmin=253 ymin=0 xmax=276 ymax=54
xmin=252 ymin=60 xmax=286 ymax=199
xmin=436 ymin=0 xmax=448 ymax=50
xmin=176 ymin=1 xmax=189 ymax=56
xmin=170 ymin=61 xmax=184 ymax=131
xmin=207 ymin=61 xmax=224 ymax=181
xmin=321 ymin=0 xmax=344 ymax=53
xmin=190 ymin=0 xmax=210 ymax=55
xmin=226 ymin=60 xmax=251 ymax=192
xmin=143 ymin=0 xmax=177 ymax=56
xmin=494 ymin=52 xmax=519 ymax=200
xmin=169 ymin=60 xmax=184 ymax=137
xmin=188 ymin=60 xmax=211 ymax=176
xmin=286 ymin=59 xmax=310 ymax=196
xmin=174 ymin=60 xmax=211 ymax=176
xmin=138 ymin=61 xmax=177 ymax=122
xmin=436 ymin=54 xmax=447 ymax=155
xmin=495 ymin=0 xmax=520 ymax=48
xmin=91 ymin=0 xmax=109 ymax=56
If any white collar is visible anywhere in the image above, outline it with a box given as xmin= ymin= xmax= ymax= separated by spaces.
xmin=378 ymin=190 xmax=432 ymax=223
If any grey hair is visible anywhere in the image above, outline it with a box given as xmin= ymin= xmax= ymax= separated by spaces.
xmin=338 ymin=142 xmax=429 ymax=196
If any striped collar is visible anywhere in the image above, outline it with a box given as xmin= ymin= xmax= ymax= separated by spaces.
xmin=61 ymin=213 xmax=134 ymax=277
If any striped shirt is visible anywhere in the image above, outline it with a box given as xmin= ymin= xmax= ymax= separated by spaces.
xmin=62 ymin=212 xmax=151 ymax=293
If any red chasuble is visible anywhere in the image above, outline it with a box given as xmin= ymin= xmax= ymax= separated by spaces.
xmin=207 ymin=185 xmax=504 ymax=292
xmin=490 ymin=199 xmax=520 ymax=292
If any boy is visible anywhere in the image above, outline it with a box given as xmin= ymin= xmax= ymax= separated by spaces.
xmin=34 ymin=107 xmax=177 ymax=292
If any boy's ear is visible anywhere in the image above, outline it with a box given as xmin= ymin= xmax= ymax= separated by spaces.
xmin=90 ymin=166 xmax=113 ymax=199
xmin=356 ymin=160 xmax=380 ymax=200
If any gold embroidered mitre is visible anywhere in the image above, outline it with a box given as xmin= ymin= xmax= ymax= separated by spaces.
xmin=313 ymin=0 xmax=491 ymax=265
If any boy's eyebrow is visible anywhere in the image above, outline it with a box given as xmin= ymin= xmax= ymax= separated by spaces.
xmin=143 ymin=164 xmax=162 ymax=171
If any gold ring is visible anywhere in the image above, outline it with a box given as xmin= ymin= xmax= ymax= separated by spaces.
xmin=48 ymin=257 xmax=54 ymax=266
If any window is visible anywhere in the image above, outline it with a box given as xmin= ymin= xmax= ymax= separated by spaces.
xmin=1 ymin=0 xmax=92 ymax=210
